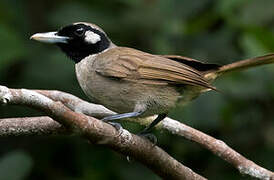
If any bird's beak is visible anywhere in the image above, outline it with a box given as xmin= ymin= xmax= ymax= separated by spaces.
xmin=30 ymin=32 xmax=69 ymax=44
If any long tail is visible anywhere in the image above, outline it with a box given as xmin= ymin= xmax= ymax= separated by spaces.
xmin=204 ymin=54 xmax=274 ymax=81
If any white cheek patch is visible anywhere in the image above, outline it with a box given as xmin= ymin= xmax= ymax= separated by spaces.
xmin=84 ymin=31 xmax=101 ymax=44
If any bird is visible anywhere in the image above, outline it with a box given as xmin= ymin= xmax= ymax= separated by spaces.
xmin=30 ymin=22 xmax=274 ymax=135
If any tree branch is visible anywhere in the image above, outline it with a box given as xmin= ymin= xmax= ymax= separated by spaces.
xmin=1 ymin=87 xmax=273 ymax=179
xmin=35 ymin=90 xmax=116 ymax=118
xmin=32 ymin=89 xmax=274 ymax=179
xmin=0 ymin=85 xmax=205 ymax=180
xmin=0 ymin=116 xmax=68 ymax=137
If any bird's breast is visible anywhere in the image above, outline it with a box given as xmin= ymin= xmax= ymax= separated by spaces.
xmin=75 ymin=55 xmax=100 ymax=103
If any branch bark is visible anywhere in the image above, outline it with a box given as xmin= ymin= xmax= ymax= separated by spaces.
xmin=1 ymin=86 xmax=273 ymax=179
xmin=0 ymin=116 xmax=68 ymax=137
xmin=0 ymin=86 xmax=205 ymax=180
xmin=31 ymin=89 xmax=274 ymax=179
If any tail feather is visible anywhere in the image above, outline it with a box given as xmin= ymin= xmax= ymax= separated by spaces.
xmin=205 ymin=54 xmax=274 ymax=80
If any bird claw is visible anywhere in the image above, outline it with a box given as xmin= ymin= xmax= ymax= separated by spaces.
xmin=107 ymin=122 xmax=123 ymax=134
xmin=138 ymin=132 xmax=157 ymax=146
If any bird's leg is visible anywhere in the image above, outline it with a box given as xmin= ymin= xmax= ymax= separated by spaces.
xmin=137 ymin=113 xmax=167 ymax=144
xmin=101 ymin=111 xmax=143 ymax=131
xmin=139 ymin=113 xmax=167 ymax=134
xmin=101 ymin=112 xmax=143 ymax=121
xmin=102 ymin=112 xmax=167 ymax=145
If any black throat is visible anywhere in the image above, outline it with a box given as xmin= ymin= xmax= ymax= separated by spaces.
xmin=56 ymin=24 xmax=110 ymax=63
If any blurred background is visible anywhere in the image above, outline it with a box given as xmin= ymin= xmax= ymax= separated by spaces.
xmin=0 ymin=0 xmax=274 ymax=179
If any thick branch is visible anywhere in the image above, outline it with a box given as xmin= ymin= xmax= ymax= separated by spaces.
xmin=0 ymin=86 xmax=205 ymax=180
xmin=20 ymin=89 xmax=274 ymax=180
xmin=35 ymin=90 xmax=116 ymax=118
xmin=0 ymin=116 xmax=68 ymax=137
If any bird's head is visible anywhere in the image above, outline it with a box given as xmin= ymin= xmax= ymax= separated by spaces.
xmin=31 ymin=22 xmax=113 ymax=63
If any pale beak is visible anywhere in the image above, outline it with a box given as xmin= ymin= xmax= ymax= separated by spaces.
xmin=30 ymin=32 xmax=69 ymax=44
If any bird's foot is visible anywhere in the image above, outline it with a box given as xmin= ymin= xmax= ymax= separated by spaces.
xmin=135 ymin=113 xmax=166 ymax=145
xmin=102 ymin=121 xmax=123 ymax=134
xmin=108 ymin=122 xmax=123 ymax=131
xmin=137 ymin=131 xmax=157 ymax=145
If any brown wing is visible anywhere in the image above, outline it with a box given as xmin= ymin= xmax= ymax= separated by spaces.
xmin=94 ymin=47 xmax=215 ymax=90
xmin=160 ymin=55 xmax=220 ymax=72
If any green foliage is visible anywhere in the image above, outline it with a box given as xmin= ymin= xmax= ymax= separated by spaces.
xmin=0 ymin=0 xmax=273 ymax=179
xmin=0 ymin=151 xmax=33 ymax=180
xmin=0 ymin=25 xmax=26 ymax=70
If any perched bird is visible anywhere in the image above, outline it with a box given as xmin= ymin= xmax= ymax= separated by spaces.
xmin=31 ymin=22 xmax=274 ymax=135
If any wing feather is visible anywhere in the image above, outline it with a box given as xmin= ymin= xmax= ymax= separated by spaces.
xmin=95 ymin=47 xmax=215 ymax=90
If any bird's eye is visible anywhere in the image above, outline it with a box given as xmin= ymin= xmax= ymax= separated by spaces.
xmin=74 ymin=28 xmax=85 ymax=36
